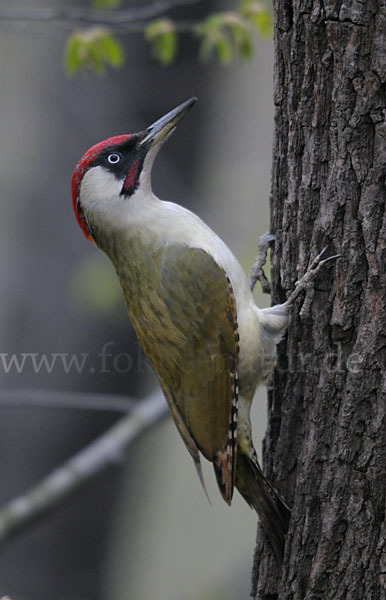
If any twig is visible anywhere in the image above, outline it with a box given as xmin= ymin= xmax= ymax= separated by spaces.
xmin=0 ymin=390 xmax=168 ymax=548
xmin=0 ymin=388 xmax=135 ymax=413
xmin=0 ymin=0 xmax=203 ymax=26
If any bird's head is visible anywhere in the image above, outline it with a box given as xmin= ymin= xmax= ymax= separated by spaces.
xmin=71 ymin=97 xmax=197 ymax=241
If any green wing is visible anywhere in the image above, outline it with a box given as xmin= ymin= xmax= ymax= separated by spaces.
xmin=120 ymin=244 xmax=239 ymax=504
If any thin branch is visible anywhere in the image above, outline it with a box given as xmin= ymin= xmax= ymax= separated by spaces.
xmin=0 ymin=0 xmax=203 ymax=26
xmin=0 ymin=390 xmax=168 ymax=548
xmin=0 ymin=388 xmax=135 ymax=413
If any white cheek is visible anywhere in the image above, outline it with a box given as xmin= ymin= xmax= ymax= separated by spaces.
xmin=79 ymin=166 xmax=125 ymax=225
xmin=80 ymin=166 xmax=123 ymax=211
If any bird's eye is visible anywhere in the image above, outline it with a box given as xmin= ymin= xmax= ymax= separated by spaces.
xmin=107 ymin=153 xmax=122 ymax=165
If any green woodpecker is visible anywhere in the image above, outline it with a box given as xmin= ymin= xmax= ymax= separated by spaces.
xmin=71 ymin=98 xmax=290 ymax=562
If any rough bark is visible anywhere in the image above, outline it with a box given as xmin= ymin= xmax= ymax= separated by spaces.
xmin=252 ymin=1 xmax=386 ymax=598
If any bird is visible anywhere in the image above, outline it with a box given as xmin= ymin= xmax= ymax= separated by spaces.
xmin=71 ymin=97 xmax=290 ymax=563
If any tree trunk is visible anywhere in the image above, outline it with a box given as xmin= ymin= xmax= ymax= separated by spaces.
xmin=252 ymin=1 xmax=386 ymax=598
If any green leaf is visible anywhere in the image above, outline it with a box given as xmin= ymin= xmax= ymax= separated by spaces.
xmin=145 ymin=19 xmax=177 ymax=65
xmin=240 ymin=1 xmax=273 ymax=37
xmin=158 ymin=31 xmax=177 ymax=65
xmin=65 ymin=34 xmax=85 ymax=76
xmin=95 ymin=32 xmax=124 ymax=67
xmin=227 ymin=19 xmax=254 ymax=61
xmin=215 ymin=35 xmax=233 ymax=64
xmin=195 ymin=12 xmax=254 ymax=64
xmin=194 ymin=14 xmax=229 ymax=63
xmin=64 ymin=28 xmax=124 ymax=76
xmin=85 ymin=39 xmax=106 ymax=74
xmin=252 ymin=10 xmax=272 ymax=36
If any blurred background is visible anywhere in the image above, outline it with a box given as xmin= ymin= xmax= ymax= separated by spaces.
xmin=0 ymin=0 xmax=274 ymax=598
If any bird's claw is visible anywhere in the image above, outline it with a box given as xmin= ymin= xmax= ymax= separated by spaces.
xmin=284 ymin=246 xmax=340 ymax=316
xmin=248 ymin=232 xmax=275 ymax=295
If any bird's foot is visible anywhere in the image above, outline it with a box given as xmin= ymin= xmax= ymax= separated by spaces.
xmin=248 ymin=232 xmax=275 ymax=294
xmin=284 ymin=246 xmax=341 ymax=320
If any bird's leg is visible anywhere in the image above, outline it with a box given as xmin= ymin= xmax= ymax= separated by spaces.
xmin=249 ymin=236 xmax=340 ymax=318
xmin=284 ymin=246 xmax=341 ymax=319
xmin=248 ymin=232 xmax=275 ymax=294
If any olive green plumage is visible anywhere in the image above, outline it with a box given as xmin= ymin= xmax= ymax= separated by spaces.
xmin=106 ymin=233 xmax=238 ymax=503
xmin=99 ymin=229 xmax=289 ymax=563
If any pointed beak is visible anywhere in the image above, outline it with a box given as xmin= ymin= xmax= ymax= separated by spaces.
xmin=139 ymin=97 xmax=197 ymax=148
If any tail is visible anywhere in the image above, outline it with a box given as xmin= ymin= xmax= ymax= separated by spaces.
xmin=235 ymin=453 xmax=290 ymax=564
